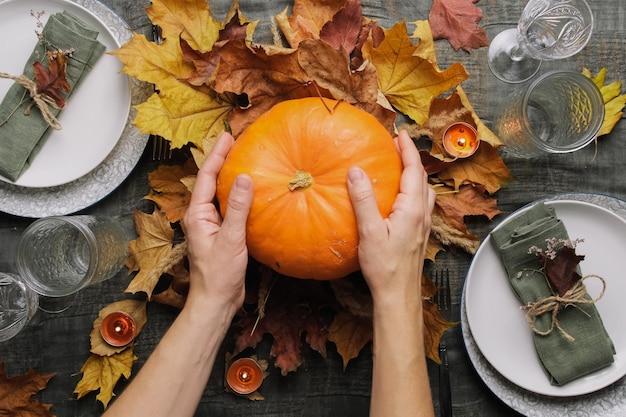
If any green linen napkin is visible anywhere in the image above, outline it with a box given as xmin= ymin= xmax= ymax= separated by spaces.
xmin=490 ymin=202 xmax=615 ymax=386
xmin=0 ymin=11 xmax=106 ymax=181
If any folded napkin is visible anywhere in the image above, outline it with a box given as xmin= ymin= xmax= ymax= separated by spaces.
xmin=490 ymin=202 xmax=615 ymax=386
xmin=0 ymin=11 xmax=106 ymax=181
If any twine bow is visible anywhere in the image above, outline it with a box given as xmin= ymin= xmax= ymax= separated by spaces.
xmin=521 ymin=274 xmax=606 ymax=342
xmin=0 ymin=72 xmax=63 ymax=130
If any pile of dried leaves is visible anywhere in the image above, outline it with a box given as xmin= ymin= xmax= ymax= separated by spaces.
xmin=70 ymin=0 xmax=625 ymax=406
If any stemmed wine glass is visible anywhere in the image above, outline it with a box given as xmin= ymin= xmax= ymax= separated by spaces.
xmin=488 ymin=0 xmax=594 ymax=83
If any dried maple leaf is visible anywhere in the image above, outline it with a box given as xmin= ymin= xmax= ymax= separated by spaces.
xmin=125 ymin=209 xmax=175 ymax=298
xmin=90 ymin=300 xmax=148 ymax=356
xmin=582 ymin=67 xmax=626 ymax=137
xmin=435 ymin=184 xmax=501 ymax=232
xmin=0 ymin=363 xmax=55 ymax=417
xmin=328 ymin=309 xmax=373 ymax=369
xmin=436 ymin=142 xmax=513 ymax=194
xmin=151 ymin=259 xmax=190 ymax=309
xmin=297 ymin=39 xmax=379 ymax=108
xmin=362 ymin=22 xmax=470 ymax=125
xmin=275 ymin=0 xmax=347 ymax=48
xmin=145 ymin=158 xmax=198 ymax=223
xmin=319 ymin=0 xmax=362 ymax=54
xmin=209 ymin=39 xmax=315 ymax=136
xmin=74 ymin=348 xmax=137 ymax=408
xmin=428 ymin=0 xmax=490 ymax=53
xmin=133 ymin=78 xmax=233 ymax=149
xmin=146 ymin=0 xmax=220 ymax=53
xmin=33 ymin=52 xmax=71 ymax=109
xmin=234 ymin=275 xmax=331 ymax=375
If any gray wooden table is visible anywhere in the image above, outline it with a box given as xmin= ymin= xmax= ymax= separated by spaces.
xmin=1 ymin=0 xmax=625 ymax=416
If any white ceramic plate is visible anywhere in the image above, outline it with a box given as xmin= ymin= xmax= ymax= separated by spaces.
xmin=0 ymin=0 xmax=150 ymax=218
xmin=465 ymin=198 xmax=626 ymax=397
xmin=0 ymin=0 xmax=129 ymax=187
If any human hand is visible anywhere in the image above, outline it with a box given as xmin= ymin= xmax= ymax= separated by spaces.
xmin=347 ymin=130 xmax=435 ymax=305
xmin=183 ymin=132 xmax=254 ymax=316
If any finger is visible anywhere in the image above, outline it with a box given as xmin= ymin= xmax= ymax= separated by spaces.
xmin=347 ymin=167 xmax=384 ymax=239
xmin=190 ymin=132 xmax=234 ymax=207
xmin=219 ymin=174 xmax=254 ymax=247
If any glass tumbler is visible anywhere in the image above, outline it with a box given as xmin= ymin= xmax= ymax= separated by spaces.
xmin=16 ymin=216 xmax=129 ymax=299
xmin=494 ymin=70 xmax=605 ymax=157
xmin=0 ymin=273 xmax=38 ymax=342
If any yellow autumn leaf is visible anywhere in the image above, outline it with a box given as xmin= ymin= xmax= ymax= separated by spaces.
xmin=110 ymin=33 xmax=194 ymax=87
xmin=74 ymin=348 xmax=138 ymax=408
xmin=409 ymin=20 xmax=437 ymax=64
xmin=90 ymin=300 xmax=148 ymax=357
xmin=582 ymin=67 xmax=626 ymax=137
xmin=363 ymin=21 xmax=470 ymax=125
xmin=147 ymin=0 xmax=220 ymax=52
xmin=133 ymin=78 xmax=232 ymax=149
xmin=125 ymin=209 xmax=175 ymax=298
xmin=456 ymin=86 xmax=503 ymax=147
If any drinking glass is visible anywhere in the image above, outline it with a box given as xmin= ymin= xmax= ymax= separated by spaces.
xmin=16 ymin=216 xmax=129 ymax=311
xmin=494 ymin=70 xmax=604 ymax=158
xmin=488 ymin=0 xmax=594 ymax=83
xmin=0 ymin=273 xmax=38 ymax=342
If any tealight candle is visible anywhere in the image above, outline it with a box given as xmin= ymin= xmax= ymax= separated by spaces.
xmin=227 ymin=357 xmax=264 ymax=395
xmin=442 ymin=122 xmax=479 ymax=158
xmin=100 ymin=311 xmax=136 ymax=347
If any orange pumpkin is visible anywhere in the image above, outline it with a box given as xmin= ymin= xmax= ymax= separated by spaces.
xmin=216 ymin=97 xmax=402 ymax=280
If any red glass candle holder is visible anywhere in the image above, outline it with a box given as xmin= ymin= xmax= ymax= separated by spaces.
xmin=227 ymin=357 xmax=264 ymax=395
xmin=442 ymin=122 xmax=479 ymax=158
xmin=100 ymin=311 xmax=136 ymax=347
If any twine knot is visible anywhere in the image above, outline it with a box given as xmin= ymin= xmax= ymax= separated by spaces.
xmin=521 ymin=274 xmax=606 ymax=342
xmin=0 ymin=72 xmax=63 ymax=130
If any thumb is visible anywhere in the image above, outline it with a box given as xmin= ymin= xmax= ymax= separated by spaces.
xmin=220 ymin=174 xmax=253 ymax=244
xmin=347 ymin=167 xmax=383 ymax=238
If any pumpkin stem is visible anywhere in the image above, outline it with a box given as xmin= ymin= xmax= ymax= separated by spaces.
xmin=288 ymin=170 xmax=314 ymax=191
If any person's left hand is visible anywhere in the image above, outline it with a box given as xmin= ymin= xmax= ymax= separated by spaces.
xmin=182 ymin=132 xmax=254 ymax=317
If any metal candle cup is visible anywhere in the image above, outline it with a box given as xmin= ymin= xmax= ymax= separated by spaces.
xmin=227 ymin=357 xmax=264 ymax=395
xmin=442 ymin=122 xmax=479 ymax=158
xmin=100 ymin=311 xmax=136 ymax=347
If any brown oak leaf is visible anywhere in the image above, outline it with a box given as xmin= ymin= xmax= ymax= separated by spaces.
xmin=429 ymin=0 xmax=490 ymax=52
xmin=33 ymin=52 xmax=71 ymax=109
xmin=0 ymin=363 xmax=55 ymax=417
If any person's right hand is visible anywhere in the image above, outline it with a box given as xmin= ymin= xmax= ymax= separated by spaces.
xmin=183 ymin=132 xmax=254 ymax=317
xmin=346 ymin=130 xmax=435 ymax=304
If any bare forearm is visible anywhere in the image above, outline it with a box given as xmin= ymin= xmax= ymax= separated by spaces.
xmin=103 ymin=301 xmax=234 ymax=417
xmin=370 ymin=295 xmax=434 ymax=417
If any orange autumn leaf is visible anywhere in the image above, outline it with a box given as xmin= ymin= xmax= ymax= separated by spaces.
xmin=74 ymin=348 xmax=137 ymax=408
xmin=362 ymin=22 xmax=470 ymax=125
xmin=125 ymin=209 xmax=175 ymax=298
xmin=0 ymin=363 xmax=55 ymax=417
xmin=145 ymin=158 xmax=198 ymax=223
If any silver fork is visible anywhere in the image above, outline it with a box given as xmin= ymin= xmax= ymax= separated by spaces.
xmin=434 ymin=269 xmax=452 ymax=417
xmin=150 ymin=25 xmax=172 ymax=161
